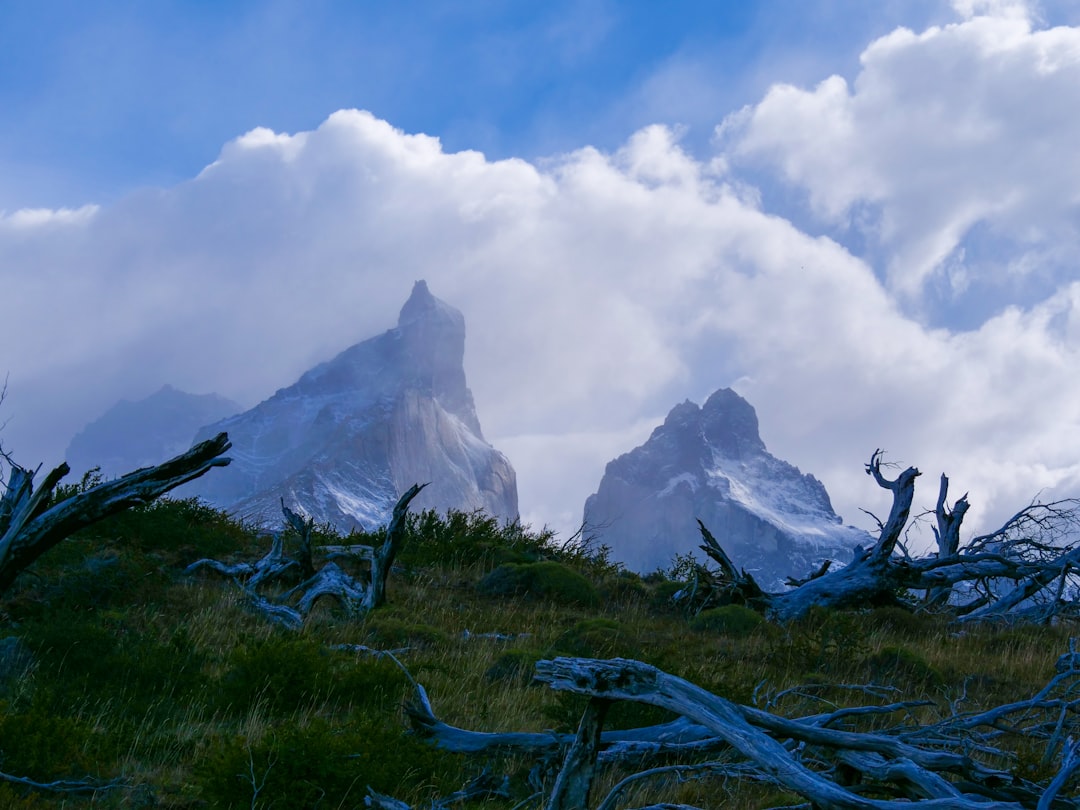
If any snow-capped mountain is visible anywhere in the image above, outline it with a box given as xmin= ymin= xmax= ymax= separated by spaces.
xmin=583 ymin=388 xmax=869 ymax=586
xmin=66 ymin=385 xmax=240 ymax=478
xmin=185 ymin=280 xmax=518 ymax=529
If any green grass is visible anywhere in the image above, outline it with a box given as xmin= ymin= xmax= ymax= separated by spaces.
xmin=0 ymin=497 xmax=1075 ymax=808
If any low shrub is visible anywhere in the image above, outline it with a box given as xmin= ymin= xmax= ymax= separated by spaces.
xmin=70 ymin=497 xmax=259 ymax=563
xmin=195 ymin=717 xmax=462 ymax=808
xmin=398 ymin=509 xmax=550 ymax=571
xmin=549 ymin=618 xmax=642 ymax=659
xmin=784 ymin=606 xmax=868 ymax=675
xmin=216 ymin=635 xmax=334 ymax=715
xmin=691 ymin=605 xmax=770 ymax=638
xmin=0 ymin=710 xmax=100 ymax=780
xmin=864 ymin=645 xmax=944 ymax=688
xmin=364 ymin=616 xmax=449 ymax=648
xmin=864 ymin=606 xmax=937 ymax=639
xmin=485 ymin=649 xmax=543 ymax=684
xmin=477 ymin=562 xmax=599 ymax=607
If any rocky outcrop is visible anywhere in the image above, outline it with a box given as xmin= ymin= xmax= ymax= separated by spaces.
xmin=66 ymin=385 xmax=240 ymax=477
xmin=583 ymin=388 xmax=868 ymax=586
xmin=186 ymin=281 xmax=518 ymax=529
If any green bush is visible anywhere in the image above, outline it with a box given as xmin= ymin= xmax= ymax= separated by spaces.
xmin=398 ymin=509 xmax=549 ymax=571
xmin=216 ymin=635 xmax=334 ymax=715
xmin=364 ymin=616 xmax=448 ymax=648
xmin=0 ymin=710 xmax=100 ymax=780
xmin=549 ymin=618 xmax=642 ymax=659
xmin=649 ymin=579 xmax=689 ymax=611
xmin=542 ymin=692 xmax=674 ymax=734
xmin=691 ymin=605 xmax=769 ymax=638
xmin=477 ymin=562 xmax=599 ymax=607
xmin=485 ymin=649 xmax=543 ymax=684
xmin=21 ymin=611 xmax=208 ymax=713
xmin=62 ymin=497 xmax=253 ymax=560
xmin=599 ymin=571 xmax=650 ymax=605
xmin=864 ymin=646 xmax=943 ymax=688
xmin=864 ymin=606 xmax=937 ymax=639
xmin=217 ymin=636 xmax=409 ymax=717
xmin=195 ymin=717 xmax=461 ymax=808
xmin=785 ymin=606 xmax=868 ymax=675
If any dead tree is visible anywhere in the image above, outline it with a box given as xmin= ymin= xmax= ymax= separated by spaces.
xmin=686 ymin=450 xmax=1080 ymax=623
xmin=0 ymin=433 xmax=231 ymax=593
xmin=188 ymin=483 xmax=427 ymax=626
xmin=406 ymin=654 xmax=1080 ymax=809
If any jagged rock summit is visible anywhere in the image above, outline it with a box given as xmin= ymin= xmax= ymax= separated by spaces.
xmin=583 ymin=388 xmax=869 ymax=586
xmin=66 ymin=385 xmax=240 ymax=478
xmin=187 ymin=280 xmax=518 ymax=528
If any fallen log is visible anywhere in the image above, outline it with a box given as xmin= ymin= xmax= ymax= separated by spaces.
xmin=0 ymin=433 xmax=231 ymax=593
xmin=408 ymin=654 xmax=1080 ymax=808
xmin=189 ymin=483 xmax=427 ymax=624
xmin=686 ymin=450 xmax=1080 ymax=624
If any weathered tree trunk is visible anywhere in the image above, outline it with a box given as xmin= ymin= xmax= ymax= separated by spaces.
xmin=281 ymin=499 xmax=317 ymax=580
xmin=926 ymin=474 xmax=970 ymax=608
xmin=189 ymin=482 xmax=427 ymax=624
xmin=534 ymin=657 xmax=1027 ymax=809
xmin=690 ymin=449 xmax=1080 ymax=624
xmin=760 ymin=451 xmax=920 ymax=622
xmin=410 ymin=654 xmax=1077 ymax=808
xmin=544 ymin=697 xmax=610 ymax=810
xmin=0 ymin=433 xmax=231 ymax=593
xmin=364 ymin=482 xmax=425 ymax=611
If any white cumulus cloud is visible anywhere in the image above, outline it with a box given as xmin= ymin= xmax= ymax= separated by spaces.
xmin=3 ymin=60 xmax=1080 ymax=555
xmin=723 ymin=5 xmax=1080 ymax=300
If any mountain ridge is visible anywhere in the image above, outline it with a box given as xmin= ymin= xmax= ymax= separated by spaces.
xmin=583 ymin=388 xmax=869 ymax=585
xmin=184 ymin=280 xmax=518 ymax=530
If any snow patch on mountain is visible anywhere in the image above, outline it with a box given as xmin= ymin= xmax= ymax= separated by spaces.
xmin=583 ymin=388 xmax=869 ymax=587
xmin=185 ymin=281 xmax=518 ymax=530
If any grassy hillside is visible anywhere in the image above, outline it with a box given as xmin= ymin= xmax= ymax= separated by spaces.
xmin=0 ymin=498 xmax=1074 ymax=808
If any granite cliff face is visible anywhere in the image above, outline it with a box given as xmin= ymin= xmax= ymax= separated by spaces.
xmin=187 ymin=281 xmax=518 ymax=529
xmin=66 ymin=385 xmax=240 ymax=477
xmin=583 ymin=388 xmax=868 ymax=586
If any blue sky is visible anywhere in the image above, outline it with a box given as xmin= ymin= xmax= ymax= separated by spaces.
xmin=3 ymin=0 xmax=1080 ymax=545
xmin=1 ymin=0 xmax=953 ymax=207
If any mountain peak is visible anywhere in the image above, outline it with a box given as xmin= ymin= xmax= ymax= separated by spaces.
xmin=701 ymin=387 xmax=766 ymax=459
xmin=583 ymin=386 xmax=868 ymax=584
xmin=185 ymin=283 xmax=517 ymax=530
xmin=398 ymin=279 xmax=462 ymax=330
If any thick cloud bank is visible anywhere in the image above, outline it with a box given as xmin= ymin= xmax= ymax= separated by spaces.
xmin=3 ymin=3 xmax=1080 ymax=550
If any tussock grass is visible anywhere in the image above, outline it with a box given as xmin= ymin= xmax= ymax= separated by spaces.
xmin=0 ymin=499 xmax=1075 ymax=807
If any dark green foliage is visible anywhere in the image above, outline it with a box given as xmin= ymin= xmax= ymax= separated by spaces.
xmin=784 ymin=606 xmax=869 ymax=675
xmin=549 ymin=618 xmax=642 ymax=659
xmin=68 ymin=497 xmax=259 ymax=563
xmin=396 ymin=509 xmax=620 ymax=580
xmin=649 ymin=579 xmax=688 ymax=611
xmin=477 ymin=561 xmax=599 ymax=606
xmin=20 ymin=610 xmax=208 ymax=713
xmin=863 ymin=645 xmax=944 ymax=688
xmin=691 ymin=605 xmax=770 ymax=637
xmin=864 ymin=605 xmax=937 ymax=639
xmin=543 ymin=692 xmax=675 ymax=734
xmin=195 ymin=717 xmax=462 ymax=808
xmin=0 ymin=710 xmax=100 ymax=780
xmin=397 ymin=509 xmax=549 ymax=571
xmin=598 ymin=571 xmax=650 ymax=605
xmin=216 ymin=635 xmax=408 ymax=716
xmin=484 ymin=649 xmax=543 ymax=684
xmin=364 ymin=615 xmax=449 ymax=648
xmin=0 ymin=784 xmax=51 ymax=808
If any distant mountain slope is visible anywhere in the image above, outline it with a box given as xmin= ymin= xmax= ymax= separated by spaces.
xmin=185 ymin=281 xmax=518 ymax=529
xmin=583 ymin=388 xmax=869 ymax=586
xmin=66 ymin=385 xmax=240 ymax=477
